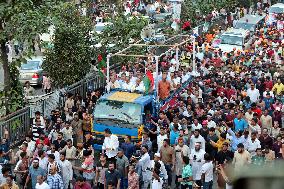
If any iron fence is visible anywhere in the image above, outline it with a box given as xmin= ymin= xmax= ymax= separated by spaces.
xmin=58 ymin=73 xmax=106 ymax=108
xmin=0 ymin=73 xmax=105 ymax=145
xmin=0 ymin=107 xmax=30 ymax=147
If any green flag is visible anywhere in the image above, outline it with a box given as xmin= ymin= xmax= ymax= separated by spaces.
xmin=97 ymin=54 xmax=106 ymax=77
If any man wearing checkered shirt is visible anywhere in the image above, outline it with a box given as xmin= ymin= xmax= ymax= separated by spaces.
xmin=47 ymin=165 xmax=64 ymax=189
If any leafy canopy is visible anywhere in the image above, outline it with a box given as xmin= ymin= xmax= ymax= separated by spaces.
xmin=42 ymin=2 xmax=94 ymax=88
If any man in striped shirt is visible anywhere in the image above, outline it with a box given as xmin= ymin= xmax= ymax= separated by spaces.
xmin=32 ymin=118 xmax=45 ymax=141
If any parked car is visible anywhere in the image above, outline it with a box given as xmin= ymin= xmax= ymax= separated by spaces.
xmin=19 ymin=56 xmax=44 ymax=86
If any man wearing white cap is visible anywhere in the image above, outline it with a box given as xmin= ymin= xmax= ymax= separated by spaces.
xmin=189 ymin=142 xmax=205 ymax=187
xmin=150 ymin=153 xmax=168 ymax=186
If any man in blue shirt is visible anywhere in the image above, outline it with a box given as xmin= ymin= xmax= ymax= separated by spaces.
xmin=121 ymin=135 xmax=136 ymax=159
xmin=226 ymin=126 xmax=246 ymax=152
xmin=170 ymin=124 xmax=180 ymax=145
xmin=24 ymin=158 xmax=46 ymax=189
xmin=233 ymin=112 xmax=248 ymax=132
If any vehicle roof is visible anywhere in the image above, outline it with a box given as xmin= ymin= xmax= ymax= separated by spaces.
xmin=222 ymin=28 xmax=249 ymax=37
xmin=270 ymin=3 xmax=284 ymax=8
xmin=100 ymin=91 xmax=153 ymax=106
xmin=236 ymin=14 xmax=266 ymax=24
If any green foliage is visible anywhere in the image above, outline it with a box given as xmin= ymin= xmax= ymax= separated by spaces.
xmin=11 ymin=118 xmax=21 ymax=131
xmin=0 ymin=0 xmax=63 ymax=115
xmin=42 ymin=2 xmax=94 ymax=88
xmin=94 ymin=15 xmax=148 ymax=64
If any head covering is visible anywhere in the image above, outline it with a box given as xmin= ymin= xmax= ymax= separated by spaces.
xmin=154 ymin=153 xmax=161 ymax=158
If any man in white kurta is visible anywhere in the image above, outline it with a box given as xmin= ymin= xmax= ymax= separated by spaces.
xmin=189 ymin=142 xmax=205 ymax=183
xmin=59 ymin=153 xmax=73 ymax=189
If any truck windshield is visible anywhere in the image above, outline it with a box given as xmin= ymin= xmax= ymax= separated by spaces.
xmin=235 ymin=23 xmax=255 ymax=31
xmin=94 ymin=100 xmax=142 ymax=126
xmin=220 ymin=35 xmax=243 ymax=46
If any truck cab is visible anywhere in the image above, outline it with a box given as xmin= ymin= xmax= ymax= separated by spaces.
xmin=93 ymin=91 xmax=155 ymax=150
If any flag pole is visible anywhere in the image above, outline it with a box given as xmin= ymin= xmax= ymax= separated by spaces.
xmin=106 ymin=54 xmax=110 ymax=87
xmin=155 ymin=56 xmax=159 ymax=102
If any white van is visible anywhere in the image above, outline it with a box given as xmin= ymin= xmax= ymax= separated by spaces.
xmin=216 ymin=28 xmax=252 ymax=53
xmin=233 ymin=14 xmax=266 ymax=33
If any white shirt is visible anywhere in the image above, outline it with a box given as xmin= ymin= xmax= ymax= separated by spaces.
xmin=263 ymin=91 xmax=274 ymax=98
xmin=35 ymin=182 xmax=50 ymax=189
xmin=46 ymin=151 xmax=60 ymax=162
xmin=132 ymin=82 xmax=145 ymax=93
xmin=102 ymin=134 xmax=119 ymax=158
xmin=157 ymin=134 xmax=168 ymax=153
xmin=27 ymin=140 xmax=36 ymax=152
xmin=191 ymin=123 xmax=202 ymax=131
xmin=150 ymin=160 xmax=168 ymax=179
xmin=189 ymin=135 xmax=206 ymax=151
xmin=60 ymin=160 xmax=73 ymax=181
xmin=122 ymin=82 xmax=134 ymax=91
xmin=247 ymin=139 xmax=261 ymax=156
xmin=201 ymin=161 xmax=214 ymax=182
xmin=207 ymin=120 xmax=216 ymax=129
xmin=247 ymin=88 xmax=260 ymax=103
xmin=39 ymin=157 xmax=48 ymax=170
xmin=189 ymin=149 xmax=206 ymax=180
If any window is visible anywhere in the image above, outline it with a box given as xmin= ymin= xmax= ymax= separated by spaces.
xmin=94 ymin=100 xmax=142 ymax=127
xmin=220 ymin=35 xmax=243 ymax=46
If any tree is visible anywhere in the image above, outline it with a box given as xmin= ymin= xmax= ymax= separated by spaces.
xmin=93 ymin=15 xmax=148 ymax=65
xmin=0 ymin=0 xmax=61 ymax=114
xmin=42 ymin=2 xmax=94 ymax=88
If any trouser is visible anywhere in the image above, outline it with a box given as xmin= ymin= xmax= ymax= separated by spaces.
xmin=203 ymin=180 xmax=213 ymax=189
xmin=96 ymin=183 xmax=104 ymax=189
xmin=164 ymin=164 xmax=173 ymax=186
xmin=141 ymin=180 xmax=151 ymax=189
xmin=181 ymin=184 xmax=193 ymax=189
xmin=120 ymin=177 xmax=128 ymax=189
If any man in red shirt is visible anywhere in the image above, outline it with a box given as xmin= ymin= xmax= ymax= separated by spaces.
xmin=74 ymin=176 xmax=92 ymax=189
xmin=36 ymin=132 xmax=50 ymax=146
xmin=263 ymin=76 xmax=273 ymax=90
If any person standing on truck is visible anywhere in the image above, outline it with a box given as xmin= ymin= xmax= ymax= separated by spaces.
xmin=158 ymin=72 xmax=171 ymax=100
xmin=102 ymin=129 xmax=119 ymax=163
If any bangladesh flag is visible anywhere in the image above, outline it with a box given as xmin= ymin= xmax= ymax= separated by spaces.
xmin=97 ymin=54 xmax=106 ymax=77
xmin=143 ymin=70 xmax=154 ymax=94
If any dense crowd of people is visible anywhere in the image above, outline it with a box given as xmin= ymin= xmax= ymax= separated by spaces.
xmin=0 ymin=1 xmax=284 ymax=189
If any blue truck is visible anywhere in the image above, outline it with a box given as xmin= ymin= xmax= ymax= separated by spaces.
xmin=92 ymin=90 xmax=155 ymax=150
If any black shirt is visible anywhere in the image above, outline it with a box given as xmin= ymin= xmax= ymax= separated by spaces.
xmin=215 ymin=150 xmax=234 ymax=164
xmin=53 ymin=140 xmax=67 ymax=151
xmin=105 ymin=169 xmax=121 ymax=186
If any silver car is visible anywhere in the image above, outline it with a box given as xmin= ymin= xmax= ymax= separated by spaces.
xmin=19 ymin=57 xmax=44 ymax=86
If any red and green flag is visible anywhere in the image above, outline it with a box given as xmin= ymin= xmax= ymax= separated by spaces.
xmin=97 ymin=54 xmax=106 ymax=77
xmin=143 ymin=70 xmax=154 ymax=94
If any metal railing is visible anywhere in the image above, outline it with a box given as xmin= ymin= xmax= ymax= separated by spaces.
xmin=0 ymin=107 xmax=30 ymax=147
xmin=0 ymin=73 xmax=105 ymax=145
xmin=58 ymin=73 xmax=106 ymax=108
